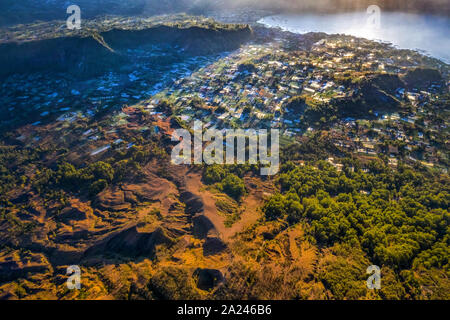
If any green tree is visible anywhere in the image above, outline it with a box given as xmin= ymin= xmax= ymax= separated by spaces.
xmin=204 ymin=165 xmax=227 ymax=184
xmin=220 ymin=174 xmax=246 ymax=200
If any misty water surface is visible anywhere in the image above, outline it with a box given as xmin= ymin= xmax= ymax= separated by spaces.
xmin=259 ymin=12 xmax=450 ymax=63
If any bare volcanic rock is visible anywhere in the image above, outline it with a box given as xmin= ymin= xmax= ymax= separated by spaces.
xmin=96 ymin=179 xmax=176 ymax=211
xmin=203 ymin=237 xmax=228 ymax=256
xmin=48 ymin=247 xmax=85 ymax=266
xmin=180 ymin=191 xmax=204 ymax=215
xmin=122 ymin=180 xmax=174 ymax=201
xmin=0 ymin=250 xmax=52 ymax=282
xmin=59 ymin=207 xmax=89 ymax=223
xmin=84 ymin=224 xmax=176 ymax=259
xmin=192 ymin=215 xmax=216 ymax=239
xmin=96 ymin=187 xmax=131 ymax=212
xmin=58 ymin=199 xmax=94 ymax=223
xmin=180 ymin=188 xmax=221 ymax=240
xmin=193 ymin=268 xmax=224 ymax=291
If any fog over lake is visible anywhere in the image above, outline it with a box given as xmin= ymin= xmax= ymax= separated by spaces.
xmin=259 ymin=12 xmax=450 ymax=63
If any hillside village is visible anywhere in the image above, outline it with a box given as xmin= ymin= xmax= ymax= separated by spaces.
xmin=3 ymin=27 xmax=448 ymax=173
xmin=145 ymin=31 xmax=449 ymax=172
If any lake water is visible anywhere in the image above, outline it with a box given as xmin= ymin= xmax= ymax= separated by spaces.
xmin=259 ymin=12 xmax=450 ymax=64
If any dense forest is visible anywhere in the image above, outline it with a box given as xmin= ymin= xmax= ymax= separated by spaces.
xmin=258 ymin=157 xmax=449 ymax=299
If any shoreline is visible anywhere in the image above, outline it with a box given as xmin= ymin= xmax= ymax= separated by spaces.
xmin=257 ymin=12 xmax=450 ymax=65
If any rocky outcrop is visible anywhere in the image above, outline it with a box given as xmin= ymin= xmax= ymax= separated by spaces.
xmin=193 ymin=268 xmax=224 ymax=291
xmin=192 ymin=215 xmax=216 ymax=239
xmin=180 ymin=190 xmax=220 ymax=239
xmin=84 ymin=224 xmax=175 ymax=259
xmin=0 ymin=251 xmax=52 ymax=283
xmin=203 ymin=237 xmax=228 ymax=256
xmin=58 ymin=199 xmax=94 ymax=224
xmin=96 ymin=187 xmax=132 ymax=212
xmin=96 ymin=179 xmax=175 ymax=211
xmin=180 ymin=191 xmax=204 ymax=215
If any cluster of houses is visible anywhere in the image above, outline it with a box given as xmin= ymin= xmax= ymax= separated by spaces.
xmin=1 ymin=43 xmax=219 ymax=133
xmin=328 ymin=110 xmax=445 ymax=170
xmin=159 ymin=37 xmax=448 ymax=171
xmin=6 ymin=31 xmax=448 ymax=172
xmin=167 ymin=43 xmax=349 ymax=134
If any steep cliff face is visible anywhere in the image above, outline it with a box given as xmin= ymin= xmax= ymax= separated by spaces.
xmin=0 ymin=36 xmax=118 ymax=78
xmin=101 ymin=25 xmax=252 ymax=55
xmin=0 ymin=24 xmax=252 ymax=78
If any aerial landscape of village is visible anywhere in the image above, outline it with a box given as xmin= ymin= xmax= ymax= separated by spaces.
xmin=0 ymin=0 xmax=448 ymax=304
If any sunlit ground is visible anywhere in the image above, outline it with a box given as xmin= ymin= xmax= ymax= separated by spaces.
xmin=259 ymin=12 xmax=450 ymax=63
